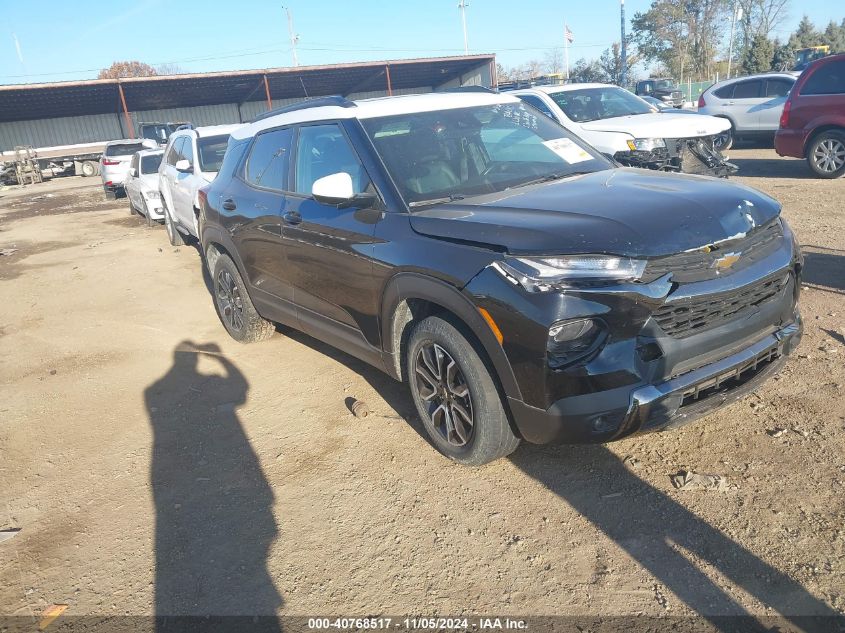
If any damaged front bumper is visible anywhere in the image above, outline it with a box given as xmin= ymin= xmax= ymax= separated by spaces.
xmin=615 ymin=136 xmax=738 ymax=178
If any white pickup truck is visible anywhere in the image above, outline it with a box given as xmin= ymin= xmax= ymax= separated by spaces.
xmin=511 ymin=83 xmax=735 ymax=177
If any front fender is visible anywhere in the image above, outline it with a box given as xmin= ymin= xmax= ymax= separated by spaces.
xmin=380 ymin=272 xmax=522 ymax=401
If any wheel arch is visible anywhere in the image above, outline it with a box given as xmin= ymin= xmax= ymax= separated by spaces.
xmin=380 ymin=273 xmax=522 ymax=402
xmin=803 ymin=124 xmax=845 ymax=156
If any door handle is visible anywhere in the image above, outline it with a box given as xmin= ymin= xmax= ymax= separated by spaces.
xmin=222 ymin=199 xmax=237 ymax=211
xmin=283 ymin=211 xmax=302 ymax=225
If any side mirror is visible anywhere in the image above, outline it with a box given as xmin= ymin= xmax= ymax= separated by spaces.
xmin=128 ymin=167 xmax=137 ymax=177
xmin=312 ymin=172 xmax=378 ymax=209
xmin=175 ymin=159 xmax=192 ymax=173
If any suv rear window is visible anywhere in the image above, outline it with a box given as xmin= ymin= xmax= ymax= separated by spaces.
xmin=105 ymin=143 xmax=148 ymax=157
xmin=802 ymin=60 xmax=845 ymax=95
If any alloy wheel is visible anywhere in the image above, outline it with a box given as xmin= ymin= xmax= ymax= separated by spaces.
xmin=813 ymin=138 xmax=845 ymax=173
xmin=216 ymin=269 xmax=245 ymax=332
xmin=414 ymin=342 xmax=474 ymax=447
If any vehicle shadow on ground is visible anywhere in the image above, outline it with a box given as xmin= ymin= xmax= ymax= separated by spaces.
xmin=511 ymin=444 xmax=841 ymax=631
xmin=801 ymin=246 xmax=845 ymax=294
xmin=729 ymin=156 xmax=814 ymax=179
xmin=144 ymin=341 xmax=282 ymax=630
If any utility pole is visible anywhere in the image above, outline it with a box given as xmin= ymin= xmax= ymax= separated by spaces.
xmin=458 ymin=1 xmax=469 ymax=55
xmin=282 ymin=5 xmax=300 ymax=67
xmin=620 ymin=0 xmax=627 ymax=87
xmin=727 ymin=1 xmax=740 ymax=78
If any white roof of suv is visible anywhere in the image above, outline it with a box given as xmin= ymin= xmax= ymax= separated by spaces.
xmin=231 ymin=92 xmax=522 ymax=141
xmin=171 ymin=123 xmax=244 ymax=139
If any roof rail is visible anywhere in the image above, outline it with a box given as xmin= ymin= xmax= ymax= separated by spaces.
xmin=440 ymin=85 xmax=498 ymax=94
xmin=173 ymin=123 xmax=194 ymax=132
xmin=251 ymin=96 xmax=357 ymax=122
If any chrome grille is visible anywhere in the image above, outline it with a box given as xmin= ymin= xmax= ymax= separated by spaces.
xmin=643 ymin=220 xmax=783 ymax=283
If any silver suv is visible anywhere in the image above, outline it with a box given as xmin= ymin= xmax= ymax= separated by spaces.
xmin=697 ymin=73 xmax=797 ymax=147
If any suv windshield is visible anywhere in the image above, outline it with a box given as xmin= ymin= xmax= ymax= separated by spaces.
xmin=361 ymin=103 xmax=610 ymax=207
xmin=197 ymin=134 xmax=230 ymax=173
xmin=140 ymin=153 xmax=163 ymax=174
xmin=653 ymin=80 xmax=677 ymax=91
xmin=549 ymin=87 xmax=653 ymax=122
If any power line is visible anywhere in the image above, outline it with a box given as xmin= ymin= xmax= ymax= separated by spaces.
xmin=0 ymin=40 xmax=614 ymax=81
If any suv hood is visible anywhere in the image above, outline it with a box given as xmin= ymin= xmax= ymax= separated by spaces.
xmin=580 ymin=112 xmax=730 ymax=138
xmin=409 ymin=169 xmax=780 ymax=258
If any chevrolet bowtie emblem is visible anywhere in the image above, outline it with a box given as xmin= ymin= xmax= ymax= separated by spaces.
xmin=712 ymin=252 xmax=741 ymax=270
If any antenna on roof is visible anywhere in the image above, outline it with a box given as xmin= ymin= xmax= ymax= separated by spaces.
xmin=281 ymin=5 xmax=300 ymax=67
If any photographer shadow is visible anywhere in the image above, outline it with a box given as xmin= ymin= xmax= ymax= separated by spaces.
xmin=145 ymin=341 xmax=282 ymax=631
xmin=511 ymin=443 xmax=842 ymax=632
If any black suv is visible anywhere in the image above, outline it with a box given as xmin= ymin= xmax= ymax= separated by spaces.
xmin=199 ymin=93 xmax=802 ymax=465
xmin=636 ymin=79 xmax=685 ymax=108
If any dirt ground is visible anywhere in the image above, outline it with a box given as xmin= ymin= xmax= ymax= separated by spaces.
xmin=1 ymin=148 xmax=844 ymax=628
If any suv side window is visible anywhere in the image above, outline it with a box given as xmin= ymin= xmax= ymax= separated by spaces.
xmin=166 ymin=137 xmax=184 ymax=166
xmin=802 ymin=61 xmax=845 ymax=95
xmin=732 ymin=80 xmax=762 ymax=99
xmin=293 ymin=124 xmax=371 ymax=195
xmin=182 ymin=136 xmax=195 ymax=166
xmin=765 ymin=78 xmax=793 ymax=97
xmin=517 ymin=95 xmax=556 ymax=119
xmin=244 ymin=128 xmax=293 ymax=190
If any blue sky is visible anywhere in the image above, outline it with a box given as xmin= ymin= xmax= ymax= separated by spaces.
xmin=2 ymin=0 xmax=842 ymax=84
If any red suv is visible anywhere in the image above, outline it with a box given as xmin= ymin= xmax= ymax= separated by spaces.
xmin=775 ymin=53 xmax=845 ymax=178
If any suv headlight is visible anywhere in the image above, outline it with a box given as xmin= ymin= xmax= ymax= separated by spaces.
xmin=626 ymin=138 xmax=666 ymax=152
xmin=144 ymin=190 xmax=161 ymax=200
xmin=493 ymin=255 xmax=646 ymax=292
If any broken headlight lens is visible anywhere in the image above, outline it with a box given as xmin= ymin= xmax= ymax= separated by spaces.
xmin=626 ymin=138 xmax=666 ymax=152
xmin=493 ymin=255 xmax=646 ymax=292
xmin=547 ymin=318 xmax=606 ymax=368
xmin=144 ymin=190 xmax=161 ymax=200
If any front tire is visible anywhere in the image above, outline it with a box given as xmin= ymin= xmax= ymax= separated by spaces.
xmin=212 ymin=254 xmax=275 ymax=343
xmin=807 ymin=130 xmax=845 ymax=179
xmin=128 ymin=197 xmax=138 ymax=215
xmin=406 ymin=315 xmax=519 ymax=466
xmin=714 ymin=126 xmax=733 ymax=152
xmin=163 ymin=202 xmax=185 ymax=246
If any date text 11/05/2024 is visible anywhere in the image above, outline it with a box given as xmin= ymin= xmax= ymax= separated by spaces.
xmin=307 ymin=617 xmax=528 ymax=630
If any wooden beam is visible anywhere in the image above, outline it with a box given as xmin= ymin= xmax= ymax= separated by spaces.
xmin=385 ymin=64 xmax=393 ymax=96
xmin=263 ymin=74 xmax=273 ymax=109
xmin=117 ymin=82 xmax=134 ymax=139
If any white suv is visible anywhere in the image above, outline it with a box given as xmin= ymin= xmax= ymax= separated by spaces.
xmin=158 ymin=124 xmax=242 ymax=245
xmin=99 ymin=138 xmax=158 ymax=197
xmin=697 ymin=72 xmax=798 ymax=145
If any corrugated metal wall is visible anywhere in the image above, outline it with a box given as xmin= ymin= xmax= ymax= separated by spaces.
xmin=0 ymin=63 xmax=486 ymax=152
xmin=0 ymin=113 xmax=123 ymax=151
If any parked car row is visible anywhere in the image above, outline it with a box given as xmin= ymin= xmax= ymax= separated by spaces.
xmin=143 ymin=91 xmax=799 ymax=466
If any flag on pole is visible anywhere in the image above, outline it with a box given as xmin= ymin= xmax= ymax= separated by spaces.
xmin=565 ymin=24 xmax=574 ymax=44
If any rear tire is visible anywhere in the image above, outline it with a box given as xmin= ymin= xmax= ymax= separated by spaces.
xmin=406 ymin=315 xmax=520 ymax=466
xmin=211 ymin=254 xmax=275 ymax=343
xmin=807 ymin=130 xmax=845 ymax=179
xmin=163 ymin=202 xmax=185 ymax=246
xmin=80 ymin=161 xmax=97 ymax=177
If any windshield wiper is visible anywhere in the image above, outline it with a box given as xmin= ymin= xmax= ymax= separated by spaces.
xmin=510 ymin=172 xmax=589 ymax=189
xmin=408 ymin=194 xmax=465 ymax=208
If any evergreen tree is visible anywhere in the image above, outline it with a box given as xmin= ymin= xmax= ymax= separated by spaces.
xmin=740 ymin=34 xmax=774 ymax=74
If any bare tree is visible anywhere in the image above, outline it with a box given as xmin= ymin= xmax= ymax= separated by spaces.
xmin=155 ymin=63 xmax=185 ymax=76
xmin=543 ymin=49 xmax=564 ymax=74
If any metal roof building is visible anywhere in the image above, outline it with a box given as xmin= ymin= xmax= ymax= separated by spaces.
xmin=0 ymin=55 xmax=495 ymax=152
